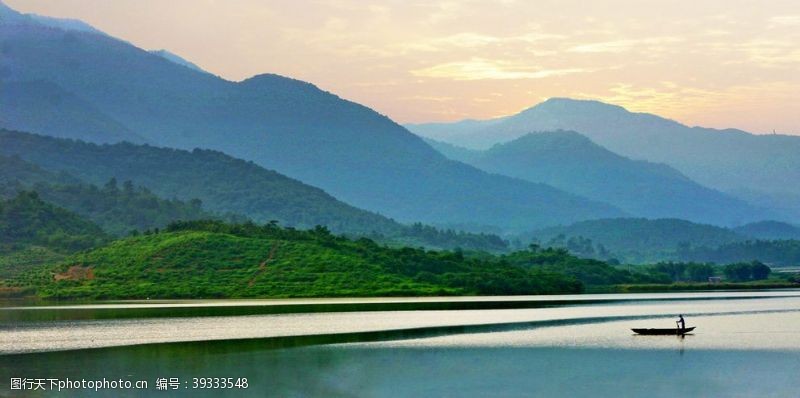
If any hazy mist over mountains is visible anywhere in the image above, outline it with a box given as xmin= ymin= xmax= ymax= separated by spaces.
xmin=427 ymin=131 xmax=771 ymax=226
xmin=1 ymin=0 xmax=798 ymax=237
xmin=407 ymin=98 xmax=800 ymax=222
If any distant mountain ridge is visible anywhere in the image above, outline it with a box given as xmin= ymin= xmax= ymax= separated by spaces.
xmin=149 ymin=49 xmax=206 ymax=73
xmin=427 ymin=131 xmax=770 ymax=226
xmin=0 ymin=0 xmax=103 ymax=34
xmin=0 ymin=4 xmax=623 ymax=231
xmin=406 ymin=98 xmax=800 ymax=222
xmin=0 ymin=80 xmax=147 ymax=144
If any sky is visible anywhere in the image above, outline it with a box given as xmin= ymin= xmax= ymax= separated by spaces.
xmin=7 ymin=0 xmax=800 ymax=134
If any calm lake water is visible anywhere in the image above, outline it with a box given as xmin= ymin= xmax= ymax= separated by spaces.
xmin=1 ymin=291 xmax=799 ymax=397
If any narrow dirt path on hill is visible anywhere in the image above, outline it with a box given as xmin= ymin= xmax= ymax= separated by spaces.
xmin=247 ymin=241 xmax=281 ymax=287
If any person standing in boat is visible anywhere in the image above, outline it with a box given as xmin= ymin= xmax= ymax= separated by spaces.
xmin=676 ymin=315 xmax=686 ymax=330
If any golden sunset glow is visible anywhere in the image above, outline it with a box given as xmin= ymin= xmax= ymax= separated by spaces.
xmin=7 ymin=0 xmax=800 ymax=134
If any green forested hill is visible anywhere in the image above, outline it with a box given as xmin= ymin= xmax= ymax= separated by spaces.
xmin=0 ymin=191 xmax=107 ymax=253
xmin=526 ymin=218 xmax=746 ymax=263
xmin=0 ymin=132 xmax=510 ymax=251
xmin=501 ymin=247 xmax=661 ymax=286
xmin=0 ymin=191 xmax=108 ymax=281
xmin=0 ymin=129 xmax=403 ymax=234
xmin=0 ymin=154 xmax=78 ymax=197
xmin=27 ymin=220 xmax=582 ymax=299
xmin=733 ymin=221 xmax=800 ymax=240
xmin=31 ymin=180 xmax=222 ymax=236
xmin=1 ymin=154 xmax=222 ymax=236
xmin=679 ymin=240 xmax=800 ymax=266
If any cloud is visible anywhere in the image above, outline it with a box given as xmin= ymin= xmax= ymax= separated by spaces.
xmin=410 ymin=58 xmax=586 ymax=80
xmin=581 ymin=80 xmax=800 ymax=125
xmin=400 ymin=31 xmax=565 ymax=54
xmin=568 ymin=37 xmax=682 ymax=54
xmin=768 ymin=15 xmax=800 ymax=28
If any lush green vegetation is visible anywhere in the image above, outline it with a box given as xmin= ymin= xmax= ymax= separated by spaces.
xmin=19 ymin=220 xmax=582 ymax=299
xmin=0 ymin=191 xmax=108 ymax=254
xmin=1 ymin=154 xmax=227 ymax=236
xmin=647 ymin=262 xmax=716 ymax=283
xmin=722 ymin=261 xmax=772 ymax=282
xmin=379 ymin=223 xmax=508 ymax=253
xmin=0 ymin=129 xmax=403 ymax=234
xmin=4 ymin=215 xmax=795 ymax=299
xmin=679 ymin=240 xmax=800 ymax=266
xmin=0 ymin=191 xmax=108 ymax=286
xmin=0 ymin=246 xmax=64 ymax=280
xmin=525 ymin=218 xmax=745 ymax=263
xmin=502 ymin=245 xmax=663 ymax=286
xmin=616 ymin=280 xmax=798 ymax=293
xmin=30 ymin=178 xmax=222 ymax=236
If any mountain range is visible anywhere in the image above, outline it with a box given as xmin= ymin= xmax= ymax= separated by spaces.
xmin=426 ymin=131 xmax=770 ymax=226
xmin=0 ymin=130 xmax=511 ymax=251
xmin=0 ymin=2 xmax=621 ymax=232
xmin=407 ymin=98 xmax=800 ymax=222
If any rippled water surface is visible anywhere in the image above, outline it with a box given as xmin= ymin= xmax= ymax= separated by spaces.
xmin=2 ymin=291 xmax=799 ymax=397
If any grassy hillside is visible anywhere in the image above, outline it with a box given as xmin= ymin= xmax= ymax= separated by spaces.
xmin=0 ymin=191 xmax=108 ymax=282
xmin=22 ymin=220 xmax=582 ymax=299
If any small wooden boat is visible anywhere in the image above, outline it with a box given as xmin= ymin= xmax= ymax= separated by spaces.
xmin=632 ymin=327 xmax=695 ymax=335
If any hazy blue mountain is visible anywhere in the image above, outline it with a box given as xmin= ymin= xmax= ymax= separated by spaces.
xmin=734 ymin=221 xmax=800 ymax=241
xmin=149 ymin=49 xmax=206 ymax=73
xmin=0 ymin=153 xmax=78 ymax=193
xmin=406 ymin=98 xmax=800 ymax=208
xmin=424 ymin=137 xmax=482 ymax=163
xmin=0 ymin=7 xmax=623 ymax=231
xmin=526 ymin=218 xmax=746 ymax=264
xmin=727 ymin=189 xmax=800 ymax=225
xmin=0 ymin=1 xmax=25 ymax=24
xmin=0 ymin=80 xmax=146 ymax=144
xmin=429 ymin=130 xmax=769 ymax=226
